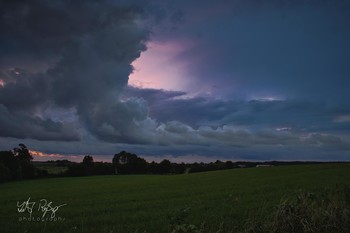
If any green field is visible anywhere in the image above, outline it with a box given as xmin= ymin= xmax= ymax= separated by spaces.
xmin=0 ymin=163 xmax=349 ymax=233
xmin=33 ymin=163 xmax=69 ymax=175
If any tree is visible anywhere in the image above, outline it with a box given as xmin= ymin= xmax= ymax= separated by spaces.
xmin=159 ymin=159 xmax=172 ymax=174
xmin=13 ymin=144 xmax=33 ymax=164
xmin=112 ymin=151 xmax=133 ymax=165
xmin=0 ymin=150 xmax=21 ymax=180
xmin=112 ymin=151 xmax=147 ymax=174
xmin=82 ymin=155 xmax=94 ymax=164
xmin=12 ymin=144 xmax=35 ymax=179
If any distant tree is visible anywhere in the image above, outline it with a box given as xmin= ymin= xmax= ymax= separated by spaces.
xmin=13 ymin=144 xmax=33 ymax=164
xmin=225 ymin=161 xmax=235 ymax=169
xmin=147 ymin=161 xmax=160 ymax=174
xmin=113 ymin=151 xmax=147 ymax=174
xmin=112 ymin=151 xmax=133 ymax=165
xmin=214 ymin=160 xmax=225 ymax=170
xmin=83 ymin=155 xmax=94 ymax=164
xmin=93 ymin=162 xmax=114 ymax=175
xmin=81 ymin=155 xmax=94 ymax=175
xmin=172 ymin=162 xmax=187 ymax=174
xmin=14 ymin=144 xmax=35 ymax=179
xmin=9 ymin=144 xmax=35 ymax=179
xmin=159 ymin=159 xmax=172 ymax=174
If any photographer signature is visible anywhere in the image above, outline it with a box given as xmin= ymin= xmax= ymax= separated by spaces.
xmin=17 ymin=197 xmax=67 ymax=218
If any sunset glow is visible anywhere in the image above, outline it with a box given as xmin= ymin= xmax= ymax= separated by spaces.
xmin=30 ymin=150 xmax=65 ymax=158
xmin=30 ymin=150 xmax=79 ymax=161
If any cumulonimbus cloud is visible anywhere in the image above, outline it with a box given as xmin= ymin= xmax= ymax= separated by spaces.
xmin=1 ymin=0 xmax=349 ymax=161
xmin=0 ymin=0 xmax=151 ymax=141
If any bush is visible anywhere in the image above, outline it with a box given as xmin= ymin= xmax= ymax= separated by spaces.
xmin=245 ymin=187 xmax=350 ymax=233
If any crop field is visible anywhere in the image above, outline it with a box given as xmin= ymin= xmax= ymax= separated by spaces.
xmin=0 ymin=163 xmax=349 ymax=233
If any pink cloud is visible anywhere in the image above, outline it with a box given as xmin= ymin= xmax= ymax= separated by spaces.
xmin=129 ymin=40 xmax=193 ymax=91
xmin=31 ymin=150 xmax=80 ymax=161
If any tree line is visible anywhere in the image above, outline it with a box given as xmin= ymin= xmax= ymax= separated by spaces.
xmin=65 ymin=151 xmax=259 ymax=177
xmin=0 ymin=146 xmax=241 ymax=181
xmin=0 ymin=144 xmax=329 ymax=182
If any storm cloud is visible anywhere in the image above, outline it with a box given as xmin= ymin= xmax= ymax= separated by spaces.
xmin=0 ymin=0 xmax=150 ymax=142
xmin=120 ymin=87 xmax=350 ymax=153
xmin=0 ymin=0 xmax=349 ymax=161
xmin=153 ymin=0 xmax=350 ymax=101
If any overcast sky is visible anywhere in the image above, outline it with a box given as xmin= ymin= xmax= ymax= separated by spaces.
xmin=1 ymin=0 xmax=350 ymax=162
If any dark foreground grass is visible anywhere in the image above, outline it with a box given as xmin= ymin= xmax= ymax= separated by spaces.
xmin=244 ymin=188 xmax=350 ymax=233
xmin=0 ymin=163 xmax=349 ymax=233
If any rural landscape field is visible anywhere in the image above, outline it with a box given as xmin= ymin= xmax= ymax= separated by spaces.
xmin=1 ymin=163 xmax=349 ymax=233
xmin=1 ymin=0 xmax=350 ymax=232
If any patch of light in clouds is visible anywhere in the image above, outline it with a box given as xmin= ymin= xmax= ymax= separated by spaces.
xmin=129 ymin=40 xmax=193 ymax=91
xmin=334 ymin=115 xmax=350 ymax=123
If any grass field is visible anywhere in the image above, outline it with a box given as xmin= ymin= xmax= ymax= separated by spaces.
xmin=0 ymin=163 xmax=349 ymax=233
xmin=33 ymin=163 xmax=68 ymax=175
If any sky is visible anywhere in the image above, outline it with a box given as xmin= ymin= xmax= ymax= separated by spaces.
xmin=0 ymin=0 xmax=350 ymax=162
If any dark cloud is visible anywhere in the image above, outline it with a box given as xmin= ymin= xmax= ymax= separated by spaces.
xmin=0 ymin=0 xmax=349 ymax=161
xmin=79 ymin=98 xmax=153 ymax=144
xmin=2 ymin=121 xmax=349 ymax=161
xmin=0 ymin=0 xmax=146 ymax=60
xmin=125 ymin=87 xmax=350 ymax=134
xmin=0 ymin=0 xmax=151 ymax=141
xmin=0 ymin=104 xmax=79 ymax=141
xmin=106 ymin=87 xmax=350 ymax=159
xmin=122 ymin=87 xmax=233 ymax=127
xmin=0 ymin=69 xmax=49 ymax=111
